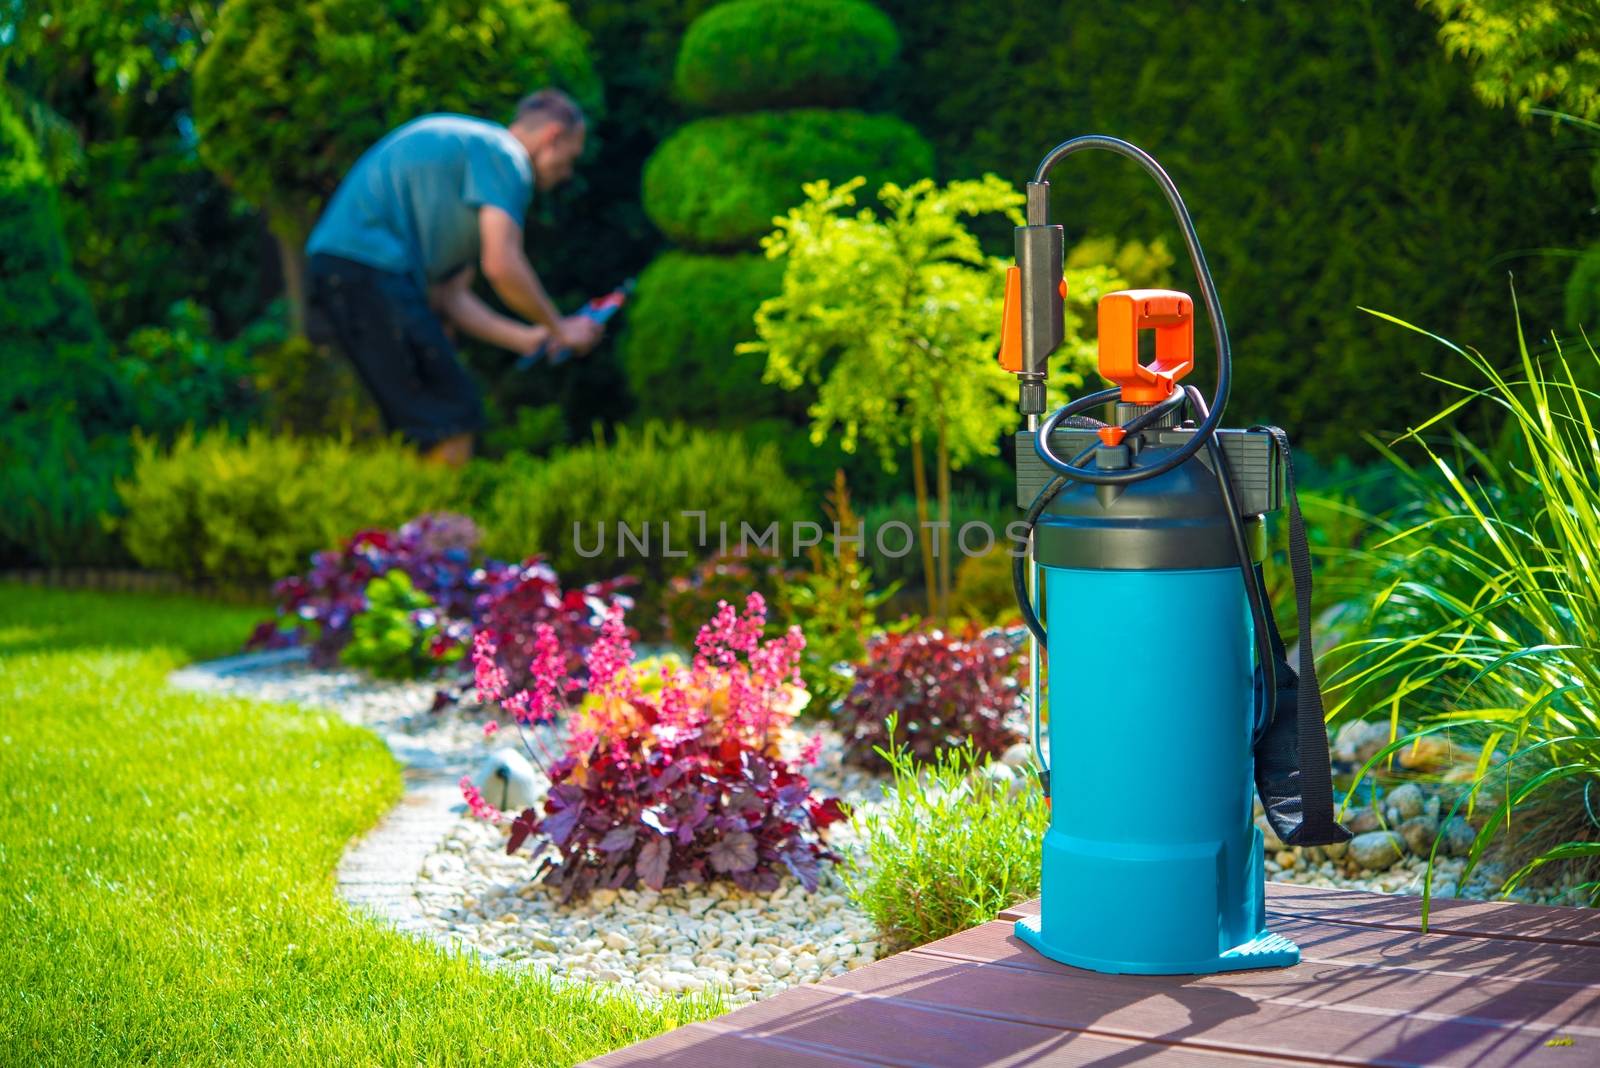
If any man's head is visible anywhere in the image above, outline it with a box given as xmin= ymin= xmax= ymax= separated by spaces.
xmin=508 ymin=89 xmax=586 ymax=191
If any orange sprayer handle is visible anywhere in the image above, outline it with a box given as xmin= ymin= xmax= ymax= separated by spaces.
xmin=1097 ymin=289 xmax=1194 ymax=404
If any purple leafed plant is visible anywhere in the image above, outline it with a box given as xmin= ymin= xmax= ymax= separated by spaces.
xmin=464 ymin=594 xmax=846 ymax=898
xmin=837 ymin=624 xmax=1028 ymax=769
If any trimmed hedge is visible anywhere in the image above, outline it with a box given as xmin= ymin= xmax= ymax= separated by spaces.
xmin=642 ymin=109 xmax=934 ymax=249
xmin=619 ymin=250 xmax=792 ymax=421
xmin=478 ymin=422 xmax=807 ymax=587
xmin=873 ymin=0 xmax=1594 ymax=455
xmin=117 ymin=431 xmax=466 ymax=585
xmin=675 ymin=0 xmax=899 ymax=112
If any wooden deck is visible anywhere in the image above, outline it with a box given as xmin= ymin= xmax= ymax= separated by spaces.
xmin=583 ymin=882 xmax=1600 ymax=1067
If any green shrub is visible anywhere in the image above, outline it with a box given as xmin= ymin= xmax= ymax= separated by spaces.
xmin=618 ymin=250 xmax=791 ymax=420
xmin=117 ymin=300 xmax=267 ymax=440
xmin=343 ymin=572 xmax=465 ymax=679
xmin=478 ymin=422 xmax=808 ymax=587
xmin=117 ymin=430 xmax=465 ymax=585
xmin=252 ymin=336 xmax=383 ymax=438
xmin=641 ymin=109 xmax=933 ymax=249
xmin=675 ymin=0 xmax=899 ymax=112
xmin=842 ymin=716 xmax=1048 ymax=952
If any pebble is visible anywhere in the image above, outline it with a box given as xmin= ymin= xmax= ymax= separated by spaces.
xmin=1387 ymin=783 xmax=1426 ymax=822
xmin=1349 ymin=831 xmax=1407 ymax=870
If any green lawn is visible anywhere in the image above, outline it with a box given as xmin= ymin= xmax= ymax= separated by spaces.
xmin=0 ymin=584 xmax=718 ymax=1065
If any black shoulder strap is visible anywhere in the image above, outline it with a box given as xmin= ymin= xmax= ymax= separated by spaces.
xmin=1251 ymin=426 xmax=1351 ymax=847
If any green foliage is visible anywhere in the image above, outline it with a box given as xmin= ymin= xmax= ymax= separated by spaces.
xmin=618 ymin=250 xmax=791 ymax=421
xmin=1420 ymin=0 xmax=1600 ymax=122
xmin=0 ymin=585 xmax=722 ymax=1064
xmin=1327 ymin=304 xmax=1600 ymax=903
xmin=1 ymin=1 xmax=267 ymax=339
xmin=842 ymin=716 xmax=1048 ymax=952
xmin=477 ymin=422 xmax=807 ymax=588
xmin=777 ymin=473 xmax=899 ymax=711
xmin=873 ymin=0 xmax=1592 ymax=456
xmin=252 ymin=335 xmax=384 ymax=438
xmin=342 ymin=571 xmax=463 ymax=679
xmin=857 ymin=490 xmax=1019 ymax=589
xmin=117 ymin=300 xmax=266 ymax=439
xmin=674 ymin=0 xmax=899 ymax=113
xmin=392 ymin=0 xmax=602 ymax=124
xmin=0 ymin=88 xmax=127 ymax=566
xmin=1565 ymin=243 xmax=1600 ymax=334
xmin=642 ymin=110 xmax=934 ymax=249
xmin=116 ymin=430 xmax=465 ymax=585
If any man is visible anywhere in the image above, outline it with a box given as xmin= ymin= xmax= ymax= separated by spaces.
xmin=306 ymin=89 xmax=603 ymax=465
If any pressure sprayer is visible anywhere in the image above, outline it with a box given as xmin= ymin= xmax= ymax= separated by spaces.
xmin=1001 ymin=136 xmax=1351 ymax=975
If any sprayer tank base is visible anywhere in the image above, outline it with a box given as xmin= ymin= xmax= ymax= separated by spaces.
xmin=1013 ymin=915 xmax=1299 ymax=975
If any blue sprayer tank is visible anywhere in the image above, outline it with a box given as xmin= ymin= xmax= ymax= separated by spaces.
xmin=1001 ymin=136 xmax=1350 ymax=976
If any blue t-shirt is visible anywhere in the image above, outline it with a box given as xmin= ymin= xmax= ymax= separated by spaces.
xmin=307 ymin=114 xmax=534 ymax=285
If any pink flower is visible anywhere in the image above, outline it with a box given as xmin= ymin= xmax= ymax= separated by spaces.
xmin=459 ymin=775 xmax=502 ymax=822
xmin=800 ymin=734 xmax=824 ymax=765
xmin=472 ymin=631 xmax=509 ymax=705
xmin=483 ymin=721 xmax=500 ymax=738
xmin=586 ymin=605 xmax=637 ymax=701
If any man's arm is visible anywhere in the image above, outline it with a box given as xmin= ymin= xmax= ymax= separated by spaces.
xmin=430 ymin=267 xmax=546 ymax=355
xmin=478 ymin=206 xmax=603 ymax=354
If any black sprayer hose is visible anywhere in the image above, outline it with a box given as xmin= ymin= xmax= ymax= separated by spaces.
xmin=1185 ymin=384 xmax=1280 ymax=743
xmin=1029 ymin=136 xmax=1231 ymax=485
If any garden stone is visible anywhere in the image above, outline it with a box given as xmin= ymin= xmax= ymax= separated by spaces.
xmin=1349 ymin=831 xmax=1407 ymax=870
xmin=1387 ymin=783 xmax=1426 ymax=822
xmin=1333 ymin=720 xmax=1392 ymax=765
xmin=769 ymin=956 xmax=793 ymax=978
xmin=471 ymin=748 xmax=540 ymax=812
xmin=1441 ymin=816 xmax=1477 ymax=857
xmin=1397 ymin=734 xmax=1454 ymax=772
xmin=603 ymin=930 xmax=633 ymax=952
xmin=1399 ymin=815 xmax=1439 ymax=857
xmin=1000 ymin=742 xmax=1034 ymax=768
xmin=1345 ymin=807 xmax=1383 ymax=835
xmin=1323 ymin=840 xmax=1348 ymax=861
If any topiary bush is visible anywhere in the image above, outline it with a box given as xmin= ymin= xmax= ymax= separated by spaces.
xmin=642 ymin=109 xmax=933 ymax=249
xmin=618 ymin=250 xmax=791 ymax=420
xmin=478 ymin=422 xmax=807 ymax=587
xmin=675 ymin=0 xmax=899 ymax=112
xmin=117 ymin=430 xmax=466 ymax=586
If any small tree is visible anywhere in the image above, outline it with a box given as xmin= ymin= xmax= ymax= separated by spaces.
xmin=742 ymin=176 xmax=1125 ymax=618
xmin=194 ymin=0 xmax=600 ymax=334
xmin=1421 ymin=0 xmax=1600 ymax=122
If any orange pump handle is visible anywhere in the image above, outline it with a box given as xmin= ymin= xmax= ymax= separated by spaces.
xmin=1097 ymin=289 xmax=1194 ymax=404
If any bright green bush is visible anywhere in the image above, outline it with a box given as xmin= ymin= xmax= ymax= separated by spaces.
xmin=478 ymin=422 xmax=807 ymax=586
xmin=343 ymin=571 xmax=465 ymax=679
xmin=641 ymin=109 xmax=934 ymax=248
xmin=618 ymin=250 xmax=791 ymax=420
xmin=117 ymin=430 xmax=465 ymax=585
xmin=674 ymin=0 xmax=899 ymax=112
xmin=842 ymin=717 xmax=1048 ymax=952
